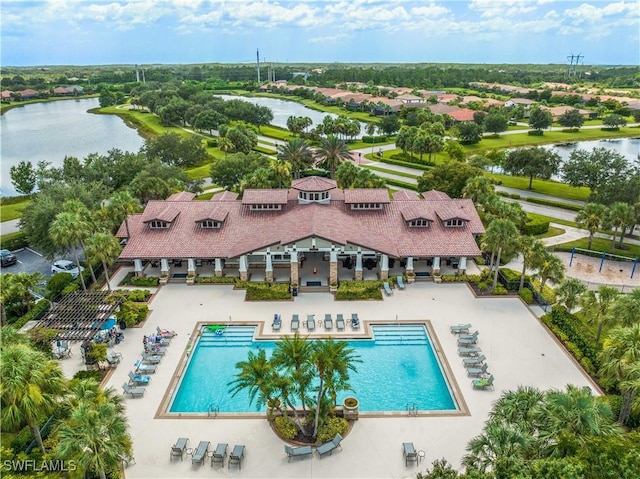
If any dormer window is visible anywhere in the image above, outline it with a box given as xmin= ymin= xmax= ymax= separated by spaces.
xmin=410 ymin=219 xmax=430 ymax=227
xmin=445 ymin=219 xmax=465 ymax=227
xmin=201 ymin=220 xmax=220 ymax=228
xmin=299 ymin=191 xmax=330 ymax=202
xmin=351 ymin=203 xmax=383 ymax=210
xmin=249 ymin=204 xmax=282 ymax=211
xmin=150 ymin=220 xmax=169 ymax=229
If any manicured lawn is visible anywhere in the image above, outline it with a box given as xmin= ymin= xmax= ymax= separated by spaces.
xmin=186 ymin=163 xmax=214 ymax=180
xmin=253 ymin=145 xmax=276 ymax=155
xmin=537 ymin=226 xmax=566 ymax=239
xmin=363 ymin=164 xmax=419 ymax=179
xmin=489 ymin=174 xmax=591 ymax=201
xmin=258 ymin=125 xmax=292 ymax=141
xmin=99 ymin=106 xmax=190 ymax=138
xmin=554 ymin=236 xmax=640 ymax=259
xmin=1 ymin=199 xmax=30 ymax=221
xmin=526 ymin=212 xmax=578 ymax=229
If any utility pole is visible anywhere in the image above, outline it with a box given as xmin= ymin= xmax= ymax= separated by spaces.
xmin=257 ymin=48 xmax=261 ymax=83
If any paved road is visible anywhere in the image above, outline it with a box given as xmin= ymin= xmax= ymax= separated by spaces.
xmin=495 ymin=186 xmax=586 ymax=206
xmin=1 ymin=219 xmax=20 ymax=235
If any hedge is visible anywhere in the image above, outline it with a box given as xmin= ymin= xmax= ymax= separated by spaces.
xmin=522 ymin=217 xmax=550 ymax=236
xmin=131 ymin=276 xmax=159 ymax=287
xmin=9 ymin=299 xmax=51 ymax=329
xmin=389 ymin=153 xmax=434 ymax=166
xmin=384 ymin=178 xmax=419 ymax=191
xmin=519 ymin=287 xmax=534 ymax=304
xmin=361 ymin=135 xmax=388 ymax=143
xmin=380 ymin=158 xmax=431 ymax=171
xmin=245 ymin=283 xmax=291 ymax=300
xmin=0 ymin=231 xmax=28 ymax=251
xmin=525 ymin=197 xmax=582 ymax=212
xmin=335 ymin=280 xmax=383 ymax=300
xmin=195 ymin=276 xmax=238 ymax=284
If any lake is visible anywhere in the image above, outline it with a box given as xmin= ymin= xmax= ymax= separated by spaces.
xmin=543 ymin=138 xmax=639 ymax=163
xmin=1 ymin=98 xmax=144 ymax=196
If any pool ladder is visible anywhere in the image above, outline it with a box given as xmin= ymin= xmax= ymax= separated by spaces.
xmin=407 ymin=403 xmax=418 ymax=417
xmin=207 ymin=403 xmax=219 ymax=418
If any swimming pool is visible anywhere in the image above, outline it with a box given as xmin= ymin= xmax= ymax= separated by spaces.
xmin=169 ymin=324 xmax=457 ymax=413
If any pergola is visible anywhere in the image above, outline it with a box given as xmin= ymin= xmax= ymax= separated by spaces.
xmin=38 ymin=291 xmax=124 ymax=341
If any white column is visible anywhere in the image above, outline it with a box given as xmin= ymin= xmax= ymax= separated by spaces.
xmin=187 ymin=258 xmax=196 ymax=274
xmin=265 ymin=252 xmax=273 ymax=282
xmin=290 ymin=251 xmax=299 ymax=286
xmin=459 ymin=256 xmax=467 ymax=273
xmin=134 ymin=259 xmax=143 ymax=276
xmin=214 ymin=258 xmax=223 ymax=277
xmin=380 ymin=254 xmax=389 ymax=280
xmin=406 ymin=256 xmax=414 ymax=270
xmin=160 ymin=258 xmax=169 ymax=274
xmin=329 ymin=250 xmax=338 ymax=285
xmin=432 ymin=256 xmax=441 ymax=275
xmin=239 ymin=255 xmax=248 ymax=281
xmin=355 ymin=251 xmax=363 ymax=280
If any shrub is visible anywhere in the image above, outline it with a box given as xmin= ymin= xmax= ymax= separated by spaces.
xmin=10 ymin=299 xmax=51 ymax=329
xmin=335 ymin=280 xmax=383 ymax=300
xmin=384 ymin=178 xmax=419 ymax=191
xmin=274 ymin=416 xmax=297 ymax=440
xmin=126 ymin=289 xmax=151 ymax=302
xmin=522 ymin=217 xmax=550 ymax=236
xmin=87 ymin=342 xmax=107 ymax=363
xmin=530 ymin=278 xmax=557 ymax=304
xmin=245 ymin=283 xmax=291 ymax=301
xmin=0 ymin=231 xmax=28 ymax=251
xmin=492 ymin=284 xmax=508 ymax=295
xmin=519 ymin=287 xmax=534 ymax=304
xmin=72 ymin=370 xmax=102 ymax=382
xmin=474 ymin=256 xmax=486 ymax=266
xmin=10 ymin=426 xmax=33 ymax=453
xmin=477 ymin=281 xmax=488 ymax=291
xmin=116 ymin=300 xmax=149 ymax=327
xmin=207 ymin=139 xmax=218 ymax=147
xmin=61 ymin=282 xmax=80 ymax=296
xmin=528 ymin=130 xmax=544 ymax=136
xmin=362 ymin=135 xmax=388 ymax=143
xmin=509 ymin=193 xmax=521 ymax=199
xmin=130 ymin=276 xmax=159 ymax=287
xmin=380 ymin=158 xmax=431 ymax=171
xmin=317 ymin=417 xmax=349 ymax=443
xmin=526 ymin=197 xmax=582 ymax=212
xmin=46 ymin=273 xmax=74 ymax=299
xmin=195 ymin=276 xmax=237 ymax=284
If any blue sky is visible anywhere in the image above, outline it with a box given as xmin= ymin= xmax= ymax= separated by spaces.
xmin=1 ymin=0 xmax=638 ymax=66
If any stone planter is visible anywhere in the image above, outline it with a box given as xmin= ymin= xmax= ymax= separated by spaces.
xmin=186 ymin=276 xmax=195 ymax=285
xmin=159 ymin=275 xmax=169 ymax=285
xmin=433 ymin=275 xmax=442 ymax=284
xmin=330 ymin=283 xmax=338 ymax=292
xmin=406 ymin=274 xmax=416 ymax=284
xmin=343 ymin=397 xmax=359 ymax=420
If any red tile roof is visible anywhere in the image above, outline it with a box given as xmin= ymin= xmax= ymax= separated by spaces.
xmin=119 ymin=178 xmax=484 ymax=261
xmin=167 ymin=191 xmax=196 ymax=201
xmin=400 ymin=203 xmax=436 ymax=222
xmin=211 ymin=191 xmax=239 ymax=202
xmin=194 ymin=205 xmax=228 ymax=223
xmin=241 ymin=189 xmax=289 ymax=205
xmin=421 ymin=190 xmax=451 ymax=201
xmin=447 ymin=108 xmax=476 ymax=122
xmin=141 ymin=205 xmax=180 ymax=223
xmin=343 ymin=189 xmax=390 ymax=204
xmin=393 ymin=190 xmax=421 ymax=201
xmin=291 ymin=177 xmax=337 ymax=192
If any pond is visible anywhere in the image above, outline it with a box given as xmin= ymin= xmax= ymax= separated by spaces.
xmin=1 ymin=98 xmax=144 ymax=196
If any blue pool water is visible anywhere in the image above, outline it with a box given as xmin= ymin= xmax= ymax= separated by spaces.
xmin=170 ymin=325 xmax=456 ymax=413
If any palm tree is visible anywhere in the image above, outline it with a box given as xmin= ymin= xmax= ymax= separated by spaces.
xmin=1 ymin=344 xmax=66 ymax=453
xmin=310 ymin=339 xmax=360 ymax=438
xmin=62 ymin=200 xmax=98 ymax=284
xmin=555 ymin=278 xmax=588 ymax=312
xmin=534 ymin=250 xmax=565 ymax=291
xmin=599 ymin=324 xmax=640 ymax=425
xmin=49 ymin=211 xmax=89 ymax=290
xmin=270 ymin=332 xmax=313 ymax=413
xmin=580 ymin=285 xmax=620 ymax=343
xmin=490 ymin=386 xmax=545 ymax=433
xmin=607 ymin=202 xmax=633 ymax=252
xmin=463 ymin=422 xmax=532 ymax=473
xmin=277 ymin=137 xmax=313 ymax=179
xmin=608 ymin=288 xmax=640 ymax=327
xmin=108 ymin=190 xmax=141 ymax=238
xmin=516 ymin=236 xmax=544 ymax=291
xmin=56 ymin=395 xmax=131 ymax=479
xmin=534 ymin=385 xmax=621 ymax=458
xmin=228 ymin=349 xmax=278 ymax=412
xmin=482 ymin=219 xmax=520 ymax=291
xmin=85 ymin=232 xmax=122 ymax=292
xmin=315 ymin=135 xmax=352 ymax=178
xmin=575 ymin=203 xmax=607 ymax=250
xmin=462 ymin=175 xmax=494 ymax=207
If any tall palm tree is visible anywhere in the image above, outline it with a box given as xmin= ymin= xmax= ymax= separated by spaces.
xmin=85 ymin=232 xmax=122 ymax=292
xmin=315 ymin=135 xmax=352 ymax=178
xmin=49 ymin=211 xmax=89 ymax=290
xmin=575 ymin=203 xmax=607 ymax=250
xmin=62 ymin=200 xmax=98 ymax=284
xmin=607 ymin=202 xmax=634 ymax=252
xmin=534 ymin=250 xmax=565 ymax=291
xmin=108 ymin=190 xmax=141 ymax=238
xmin=580 ymin=285 xmax=620 ymax=343
xmin=277 ymin=137 xmax=313 ymax=179
xmin=270 ymin=332 xmax=313 ymax=413
xmin=56 ymin=398 xmax=131 ymax=479
xmin=599 ymin=324 xmax=640 ymax=425
xmin=463 ymin=422 xmax=532 ymax=473
xmin=490 ymin=386 xmax=545 ymax=433
xmin=555 ymin=278 xmax=588 ymax=312
xmin=462 ymin=175 xmax=495 ymax=207
xmin=482 ymin=219 xmax=520 ymax=291
xmin=310 ymin=339 xmax=360 ymax=438
xmin=516 ymin=236 xmax=544 ymax=291
xmin=228 ymin=349 xmax=278 ymax=413
xmin=608 ymin=288 xmax=640 ymax=327
xmin=1 ymin=344 xmax=66 ymax=453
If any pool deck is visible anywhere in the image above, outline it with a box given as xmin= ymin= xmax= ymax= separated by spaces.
xmin=62 ymin=280 xmax=598 ymax=478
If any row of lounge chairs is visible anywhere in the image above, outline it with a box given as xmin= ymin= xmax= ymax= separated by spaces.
xmin=451 ymin=324 xmax=495 ymax=391
xmin=122 ymin=326 xmax=175 ymax=398
xmin=170 ymin=438 xmax=245 ymax=469
xmin=284 ymin=434 xmax=343 ymax=461
xmin=383 ymin=276 xmax=407 ymax=296
xmin=276 ymin=313 xmax=360 ymax=332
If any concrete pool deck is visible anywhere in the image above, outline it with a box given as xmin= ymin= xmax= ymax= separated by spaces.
xmin=92 ymin=281 xmax=597 ymax=478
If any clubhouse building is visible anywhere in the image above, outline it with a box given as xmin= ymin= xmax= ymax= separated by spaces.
xmin=117 ymin=177 xmax=484 ymax=286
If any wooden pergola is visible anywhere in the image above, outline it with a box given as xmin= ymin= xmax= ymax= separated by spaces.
xmin=38 ymin=291 xmax=124 ymax=341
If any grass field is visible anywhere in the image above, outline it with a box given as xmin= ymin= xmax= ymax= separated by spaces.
xmin=489 ymin=174 xmax=591 ymax=201
xmin=553 ymin=236 xmax=640 ymax=259
xmin=0 ymin=199 xmax=30 ymax=222
xmin=537 ymin=226 xmax=566 ymax=239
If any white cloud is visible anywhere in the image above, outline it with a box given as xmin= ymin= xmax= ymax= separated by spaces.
xmin=308 ymin=33 xmax=349 ymax=43
xmin=469 ymin=0 xmax=538 ymax=18
xmin=565 ymin=1 xmax=639 ymax=24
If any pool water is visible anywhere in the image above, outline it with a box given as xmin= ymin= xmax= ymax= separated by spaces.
xmin=170 ymin=325 xmax=456 ymax=413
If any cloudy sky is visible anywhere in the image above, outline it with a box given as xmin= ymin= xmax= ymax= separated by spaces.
xmin=1 ymin=0 xmax=638 ymax=66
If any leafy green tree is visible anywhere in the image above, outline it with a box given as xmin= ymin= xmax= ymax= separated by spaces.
xmin=557 ymin=109 xmax=585 ymax=130
xmin=555 ymin=278 xmax=587 ymax=312
xmin=575 ymin=203 xmax=608 ymax=250
xmin=210 ymin=152 xmax=268 ymax=191
xmin=462 ymin=175 xmax=494 ymax=207
xmin=599 ymin=324 xmax=640 ymax=425
xmin=10 ymin=160 xmax=37 ymax=195
xmin=219 ymin=123 xmax=258 ymax=154
xmin=484 ymin=112 xmax=508 ymax=136
xmin=277 ymin=137 xmax=314 ymax=179
xmin=528 ymin=106 xmax=553 ymax=132
xmin=1 ymin=344 xmax=66 ymax=453
xmin=602 ymin=114 xmax=627 ymax=129
xmin=378 ymin=114 xmax=400 ymax=136
xmin=482 ymin=219 xmax=520 ymax=291
xmin=98 ymin=89 xmax=116 ymax=108
xmin=107 ymin=190 xmax=141 ymax=239
xmin=534 ymin=250 xmax=565 ymax=291
xmin=503 ymin=147 xmax=561 ymax=190
xmin=608 ymin=289 xmax=640 ymax=328
xmin=417 ymin=162 xmax=483 ymax=198
xmin=315 ymin=135 xmax=352 ymax=178
xmin=144 ymin=132 xmax=208 ymax=168
xmin=457 ymin=121 xmax=483 ymax=144
xmin=580 ymin=285 xmax=620 ymax=343
xmin=444 ymin=139 xmax=465 ymax=162
xmin=0 ymin=272 xmax=45 ymax=320
xmin=517 ymin=236 xmax=545 ymax=291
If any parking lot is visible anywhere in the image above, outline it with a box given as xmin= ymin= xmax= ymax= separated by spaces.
xmin=0 ymin=247 xmax=68 ymax=279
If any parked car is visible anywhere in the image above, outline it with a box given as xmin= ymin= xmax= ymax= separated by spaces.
xmin=1 ymin=249 xmax=17 ymax=267
xmin=51 ymin=260 xmax=84 ymax=278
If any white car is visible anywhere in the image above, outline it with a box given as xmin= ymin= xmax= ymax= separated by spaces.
xmin=51 ymin=260 xmax=84 ymax=278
